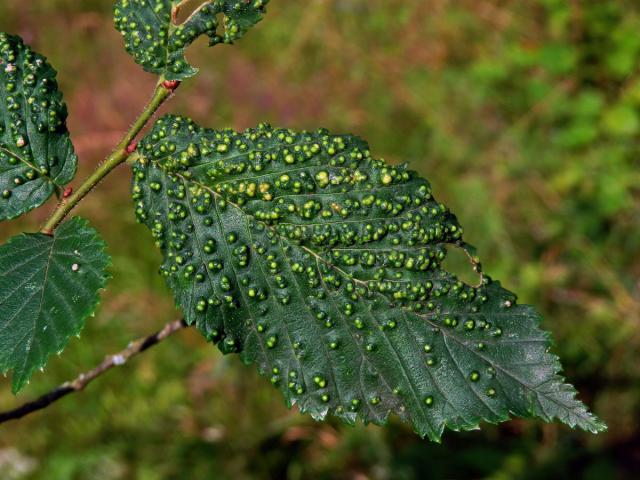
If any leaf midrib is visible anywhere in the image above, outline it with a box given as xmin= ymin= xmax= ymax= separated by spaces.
xmin=0 ymin=146 xmax=57 ymax=185
xmin=32 ymin=231 xmax=58 ymax=358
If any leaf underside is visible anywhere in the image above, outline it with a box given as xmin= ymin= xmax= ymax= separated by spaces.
xmin=0 ymin=217 xmax=111 ymax=393
xmin=132 ymin=115 xmax=606 ymax=440
xmin=114 ymin=0 xmax=270 ymax=80
xmin=0 ymin=33 xmax=77 ymax=221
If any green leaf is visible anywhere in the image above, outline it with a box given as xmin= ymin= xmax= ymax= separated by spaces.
xmin=0 ymin=217 xmax=111 ymax=393
xmin=132 ymin=115 xmax=606 ymax=440
xmin=114 ymin=0 xmax=270 ymax=80
xmin=0 ymin=33 xmax=77 ymax=221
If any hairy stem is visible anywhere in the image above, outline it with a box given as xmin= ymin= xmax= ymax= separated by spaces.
xmin=41 ymin=78 xmax=177 ymax=234
xmin=0 ymin=319 xmax=189 ymax=425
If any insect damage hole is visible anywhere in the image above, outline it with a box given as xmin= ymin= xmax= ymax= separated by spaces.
xmin=172 ymin=0 xmax=204 ymax=24
xmin=441 ymin=244 xmax=483 ymax=287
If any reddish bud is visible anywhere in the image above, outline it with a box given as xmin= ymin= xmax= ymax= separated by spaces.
xmin=62 ymin=186 xmax=73 ymax=199
xmin=126 ymin=142 xmax=138 ymax=154
xmin=162 ymin=80 xmax=181 ymax=91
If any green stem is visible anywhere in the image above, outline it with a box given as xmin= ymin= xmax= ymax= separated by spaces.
xmin=41 ymin=79 xmax=174 ymax=234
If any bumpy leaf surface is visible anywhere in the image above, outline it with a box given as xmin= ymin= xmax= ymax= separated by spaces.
xmin=0 ymin=33 xmax=77 ymax=221
xmin=114 ymin=0 xmax=270 ymax=80
xmin=132 ymin=115 xmax=606 ymax=439
xmin=0 ymin=217 xmax=110 ymax=393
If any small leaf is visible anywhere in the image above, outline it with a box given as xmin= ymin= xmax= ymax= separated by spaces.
xmin=0 ymin=217 xmax=111 ymax=393
xmin=114 ymin=0 xmax=270 ymax=80
xmin=132 ymin=115 xmax=606 ymax=439
xmin=0 ymin=33 xmax=77 ymax=221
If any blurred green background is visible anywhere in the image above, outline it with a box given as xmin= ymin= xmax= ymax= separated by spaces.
xmin=1 ymin=0 xmax=639 ymax=478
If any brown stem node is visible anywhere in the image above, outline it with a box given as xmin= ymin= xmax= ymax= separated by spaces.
xmin=126 ymin=141 xmax=138 ymax=154
xmin=162 ymin=79 xmax=181 ymax=91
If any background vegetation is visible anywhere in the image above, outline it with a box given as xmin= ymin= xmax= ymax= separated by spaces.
xmin=1 ymin=0 xmax=638 ymax=478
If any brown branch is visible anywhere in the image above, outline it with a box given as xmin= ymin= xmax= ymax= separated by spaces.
xmin=0 ymin=319 xmax=189 ymax=425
